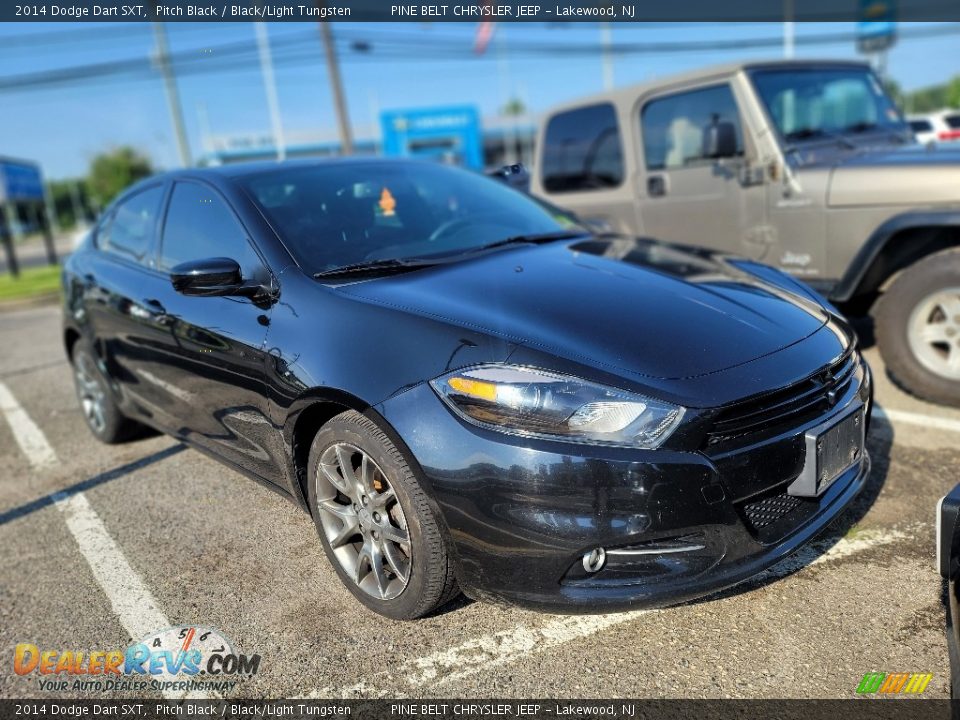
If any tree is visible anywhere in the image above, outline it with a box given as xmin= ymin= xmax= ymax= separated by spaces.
xmin=947 ymin=76 xmax=960 ymax=109
xmin=501 ymin=97 xmax=527 ymax=117
xmin=47 ymin=178 xmax=91 ymax=229
xmin=87 ymin=147 xmax=153 ymax=207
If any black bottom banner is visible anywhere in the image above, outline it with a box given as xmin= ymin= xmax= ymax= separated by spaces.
xmin=1 ymin=699 xmax=956 ymax=720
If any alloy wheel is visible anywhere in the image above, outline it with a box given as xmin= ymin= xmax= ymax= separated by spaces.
xmin=315 ymin=442 xmax=411 ymax=600
xmin=907 ymin=287 xmax=960 ymax=381
xmin=74 ymin=352 xmax=107 ymax=434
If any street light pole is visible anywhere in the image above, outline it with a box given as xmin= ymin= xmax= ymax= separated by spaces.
xmin=255 ymin=22 xmax=286 ymax=162
xmin=152 ymin=21 xmax=192 ymax=167
xmin=319 ymin=21 xmax=353 ymax=155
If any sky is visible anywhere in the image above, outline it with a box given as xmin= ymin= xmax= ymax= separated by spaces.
xmin=1 ymin=21 xmax=959 ymax=180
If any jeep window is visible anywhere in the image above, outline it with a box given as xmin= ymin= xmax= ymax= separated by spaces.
xmin=751 ymin=67 xmax=905 ymax=144
xmin=946 ymin=114 xmax=960 ymax=130
xmin=541 ymin=103 xmax=624 ymax=192
xmin=641 ymin=85 xmax=744 ymax=171
xmin=910 ymin=119 xmax=933 ymax=133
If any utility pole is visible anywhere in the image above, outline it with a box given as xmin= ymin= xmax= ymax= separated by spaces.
xmin=255 ymin=22 xmax=286 ymax=161
xmin=319 ymin=22 xmax=353 ymax=155
xmin=783 ymin=0 xmax=795 ymax=59
xmin=152 ymin=21 xmax=192 ymax=167
xmin=600 ymin=22 xmax=614 ymax=91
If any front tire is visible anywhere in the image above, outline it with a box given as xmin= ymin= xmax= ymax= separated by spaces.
xmin=70 ymin=340 xmax=142 ymax=443
xmin=307 ymin=410 xmax=459 ymax=620
xmin=876 ymin=248 xmax=960 ymax=407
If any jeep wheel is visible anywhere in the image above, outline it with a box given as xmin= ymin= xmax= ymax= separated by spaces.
xmin=876 ymin=248 xmax=960 ymax=407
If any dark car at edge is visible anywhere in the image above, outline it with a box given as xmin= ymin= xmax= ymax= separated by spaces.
xmin=62 ymin=159 xmax=872 ymax=619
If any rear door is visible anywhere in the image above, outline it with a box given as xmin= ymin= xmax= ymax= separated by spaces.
xmin=83 ymin=182 xmax=171 ymax=419
xmin=133 ymin=179 xmax=282 ymax=483
xmin=636 ymin=83 xmax=771 ymax=261
xmin=537 ymin=102 xmax=635 ymax=233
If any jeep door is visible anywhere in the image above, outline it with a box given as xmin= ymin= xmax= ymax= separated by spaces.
xmin=636 ymin=82 xmax=771 ymax=262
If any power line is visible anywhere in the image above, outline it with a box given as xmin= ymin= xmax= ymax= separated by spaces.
xmin=1 ymin=22 xmax=959 ymax=94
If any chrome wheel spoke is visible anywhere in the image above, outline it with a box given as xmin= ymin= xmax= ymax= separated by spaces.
xmin=336 ymin=445 xmax=362 ymax=495
xmin=319 ymin=458 xmax=352 ymax=497
xmin=315 ymin=441 xmax=412 ymax=601
xmin=937 ymin=295 xmax=960 ymax=321
xmin=920 ymin=322 xmax=951 ymax=344
xmin=366 ymin=542 xmax=390 ymax=598
xmin=908 ymin=287 xmax=960 ymax=381
xmin=370 ymin=486 xmax=396 ymax=509
xmin=381 ymin=540 xmax=410 ymax=582
xmin=380 ymin=522 xmax=409 ymax=550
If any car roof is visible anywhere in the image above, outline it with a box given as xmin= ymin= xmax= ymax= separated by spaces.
xmin=171 ymin=155 xmax=431 ymax=181
xmin=542 ymin=58 xmax=872 ymax=116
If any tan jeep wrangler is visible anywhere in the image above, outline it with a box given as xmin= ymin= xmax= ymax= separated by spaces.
xmin=532 ymin=59 xmax=960 ymax=407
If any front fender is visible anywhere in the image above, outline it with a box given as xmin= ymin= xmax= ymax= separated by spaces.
xmin=831 ymin=209 xmax=960 ymax=302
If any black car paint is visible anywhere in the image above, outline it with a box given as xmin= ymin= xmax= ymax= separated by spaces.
xmin=63 ymin=161 xmax=871 ymax=612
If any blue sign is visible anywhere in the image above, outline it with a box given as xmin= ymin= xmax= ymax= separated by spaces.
xmin=380 ymin=106 xmax=483 ymax=170
xmin=857 ymin=0 xmax=896 ymax=52
xmin=0 ymin=160 xmax=45 ymax=203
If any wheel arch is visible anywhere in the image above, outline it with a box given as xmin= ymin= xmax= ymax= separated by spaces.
xmin=831 ymin=211 xmax=960 ymax=304
xmin=64 ymin=327 xmax=81 ymax=360
xmin=284 ymin=387 xmax=433 ymax=518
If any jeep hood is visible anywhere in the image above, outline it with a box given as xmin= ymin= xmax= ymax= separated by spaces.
xmin=828 ymin=144 xmax=960 ymax=207
xmin=337 ymin=238 xmax=831 ymax=381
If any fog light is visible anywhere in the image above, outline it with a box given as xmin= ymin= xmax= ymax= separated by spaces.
xmin=582 ymin=547 xmax=606 ymax=573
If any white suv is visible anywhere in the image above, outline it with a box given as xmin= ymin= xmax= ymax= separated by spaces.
xmin=909 ymin=110 xmax=960 ymax=144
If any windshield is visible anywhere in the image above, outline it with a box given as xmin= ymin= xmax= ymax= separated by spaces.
xmin=750 ymin=67 xmax=905 ymax=144
xmin=239 ymin=161 xmax=581 ymax=274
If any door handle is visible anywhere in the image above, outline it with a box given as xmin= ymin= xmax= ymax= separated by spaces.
xmin=647 ymin=175 xmax=666 ymax=197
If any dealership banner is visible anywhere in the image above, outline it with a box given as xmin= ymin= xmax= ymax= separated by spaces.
xmin=0 ymin=700 xmax=949 ymax=719
xmin=4 ymin=0 xmax=960 ymax=22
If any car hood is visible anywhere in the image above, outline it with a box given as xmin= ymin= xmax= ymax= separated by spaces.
xmin=334 ymin=237 xmax=831 ymax=381
xmin=827 ymin=143 xmax=960 ymax=207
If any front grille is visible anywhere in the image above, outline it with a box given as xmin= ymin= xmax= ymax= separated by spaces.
xmin=704 ymin=353 xmax=858 ymax=451
xmin=742 ymin=492 xmax=802 ymax=531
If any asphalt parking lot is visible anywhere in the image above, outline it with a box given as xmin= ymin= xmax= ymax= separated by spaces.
xmin=1 ymin=303 xmax=959 ymax=700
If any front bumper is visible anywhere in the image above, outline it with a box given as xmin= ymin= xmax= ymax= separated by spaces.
xmin=377 ymin=354 xmax=872 ymax=613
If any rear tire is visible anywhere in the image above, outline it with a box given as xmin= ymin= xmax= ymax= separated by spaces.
xmin=307 ymin=410 xmax=459 ymax=620
xmin=70 ymin=340 xmax=142 ymax=443
xmin=876 ymin=248 xmax=960 ymax=407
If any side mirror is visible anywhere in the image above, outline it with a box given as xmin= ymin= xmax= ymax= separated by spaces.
xmin=702 ymin=120 xmax=738 ymax=160
xmin=170 ymin=257 xmax=246 ymax=297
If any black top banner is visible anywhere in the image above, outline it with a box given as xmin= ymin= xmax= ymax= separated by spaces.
xmin=5 ymin=0 xmax=960 ymax=23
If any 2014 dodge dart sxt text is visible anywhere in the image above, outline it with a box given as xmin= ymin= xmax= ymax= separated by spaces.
xmin=61 ymin=159 xmax=872 ymax=619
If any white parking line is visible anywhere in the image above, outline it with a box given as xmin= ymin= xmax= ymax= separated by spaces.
xmin=52 ymin=492 xmax=205 ymax=700
xmin=0 ymin=381 xmax=199 ymax=699
xmin=874 ymin=406 xmax=960 ymax=434
xmin=0 ymin=380 xmax=58 ymax=469
xmin=310 ymin=524 xmax=916 ymax=698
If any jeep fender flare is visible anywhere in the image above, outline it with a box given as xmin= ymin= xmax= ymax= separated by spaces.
xmin=831 ymin=209 xmax=960 ymax=303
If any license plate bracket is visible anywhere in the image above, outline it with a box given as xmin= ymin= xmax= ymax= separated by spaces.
xmin=788 ymin=404 xmax=865 ymax=497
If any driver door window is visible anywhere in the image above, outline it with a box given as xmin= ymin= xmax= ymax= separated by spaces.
xmin=159 ymin=181 xmax=263 ymax=277
xmin=637 ymin=83 xmax=762 ymax=260
xmin=641 ymin=85 xmax=744 ymax=170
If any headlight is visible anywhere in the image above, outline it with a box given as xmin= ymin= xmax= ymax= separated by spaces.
xmin=429 ymin=365 xmax=685 ymax=448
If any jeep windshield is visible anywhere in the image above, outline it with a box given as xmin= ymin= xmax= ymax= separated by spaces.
xmin=750 ymin=67 xmax=908 ymax=149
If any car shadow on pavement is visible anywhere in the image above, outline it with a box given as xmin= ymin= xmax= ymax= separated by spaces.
xmin=0 ymin=443 xmax=186 ymax=527
xmin=687 ymin=403 xmax=895 ymax=606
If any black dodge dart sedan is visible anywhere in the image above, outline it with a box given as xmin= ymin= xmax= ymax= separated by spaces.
xmin=62 ymin=159 xmax=872 ymax=619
